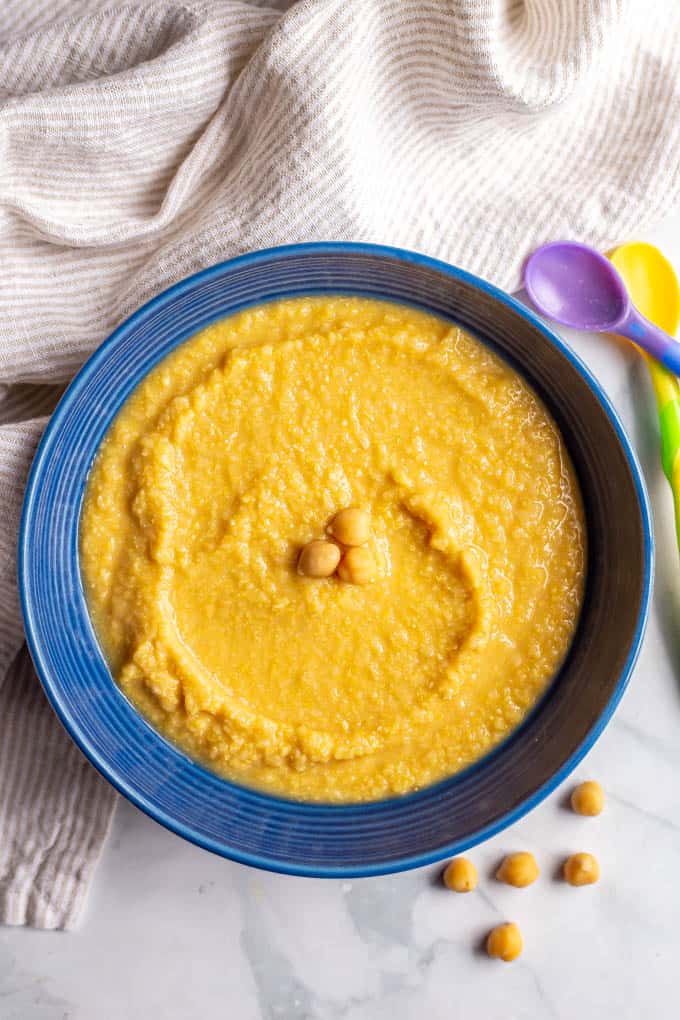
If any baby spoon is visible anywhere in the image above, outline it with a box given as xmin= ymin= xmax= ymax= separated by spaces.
xmin=608 ymin=242 xmax=680 ymax=552
xmin=523 ymin=240 xmax=680 ymax=375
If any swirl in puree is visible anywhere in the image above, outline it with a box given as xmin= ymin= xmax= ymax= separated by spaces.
xmin=80 ymin=297 xmax=585 ymax=801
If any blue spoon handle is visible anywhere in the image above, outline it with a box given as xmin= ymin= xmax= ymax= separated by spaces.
xmin=620 ymin=308 xmax=680 ymax=375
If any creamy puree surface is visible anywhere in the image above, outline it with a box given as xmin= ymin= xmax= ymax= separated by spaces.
xmin=81 ymin=297 xmax=585 ymax=801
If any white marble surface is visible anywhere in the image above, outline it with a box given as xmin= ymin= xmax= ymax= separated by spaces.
xmin=3 ymin=219 xmax=680 ymax=1020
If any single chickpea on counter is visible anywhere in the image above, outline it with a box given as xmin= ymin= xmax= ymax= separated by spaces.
xmin=298 ymin=540 xmax=341 ymax=578
xmin=495 ymin=851 xmax=539 ymax=887
xmin=563 ymin=852 xmax=599 ymax=886
xmin=486 ymin=922 xmax=523 ymax=962
xmin=328 ymin=507 xmax=372 ymax=547
xmin=443 ymin=857 xmax=478 ymax=893
xmin=570 ymin=780 xmax=604 ymax=816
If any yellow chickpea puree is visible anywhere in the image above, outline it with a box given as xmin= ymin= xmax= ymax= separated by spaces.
xmin=80 ymin=296 xmax=585 ymax=801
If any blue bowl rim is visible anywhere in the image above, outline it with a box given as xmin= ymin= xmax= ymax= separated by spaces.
xmin=19 ymin=241 xmax=654 ymax=877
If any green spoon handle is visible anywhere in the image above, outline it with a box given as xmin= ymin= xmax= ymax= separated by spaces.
xmin=648 ymin=355 xmax=680 ymax=554
xmin=660 ymin=394 xmax=680 ymax=482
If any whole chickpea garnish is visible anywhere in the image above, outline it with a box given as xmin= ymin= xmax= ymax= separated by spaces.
xmin=496 ymin=852 xmax=539 ymax=887
xmin=298 ymin=540 xmax=341 ymax=578
xmin=337 ymin=545 xmax=376 ymax=585
xmin=486 ymin=922 xmax=523 ymax=962
xmin=570 ymin=781 xmax=604 ymax=816
xmin=328 ymin=507 xmax=371 ymax=547
xmin=563 ymin=852 xmax=599 ymax=886
xmin=443 ymin=857 xmax=477 ymax=893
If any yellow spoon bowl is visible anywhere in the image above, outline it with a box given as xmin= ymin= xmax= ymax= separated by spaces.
xmin=609 ymin=241 xmax=680 ymax=552
xmin=609 ymin=242 xmax=680 ymax=407
xmin=609 ymin=242 xmax=680 ymax=334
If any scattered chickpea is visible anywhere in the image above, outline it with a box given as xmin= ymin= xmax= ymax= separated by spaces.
xmin=563 ymin=852 xmax=599 ymax=886
xmin=486 ymin=922 xmax=523 ymax=962
xmin=443 ymin=857 xmax=478 ymax=893
xmin=495 ymin=851 xmax=540 ymax=888
xmin=570 ymin=780 xmax=604 ymax=816
xmin=297 ymin=540 xmax=341 ymax=578
xmin=337 ymin=546 xmax=376 ymax=585
xmin=328 ymin=507 xmax=372 ymax=547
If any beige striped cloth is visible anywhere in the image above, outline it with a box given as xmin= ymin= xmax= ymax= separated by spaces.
xmin=2 ymin=0 xmax=680 ymax=931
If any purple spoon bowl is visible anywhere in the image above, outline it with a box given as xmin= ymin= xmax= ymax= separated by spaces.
xmin=524 ymin=240 xmax=680 ymax=374
xmin=524 ymin=241 xmax=628 ymax=331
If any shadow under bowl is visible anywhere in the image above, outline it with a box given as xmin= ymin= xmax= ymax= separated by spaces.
xmin=19 ymin=243 xmax=653 ymax=877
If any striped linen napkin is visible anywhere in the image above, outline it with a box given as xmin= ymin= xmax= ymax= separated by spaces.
xmin=2 ymin=0 xmax=680 ymax=930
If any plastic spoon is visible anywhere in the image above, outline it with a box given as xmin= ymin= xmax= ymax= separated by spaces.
xmin=523 ymin=240 xmax=680 ymax=375
xmin=609 ymin=242 xmax=680 ymax=413
xmin=608 ymin=242 xmax=680 ymax=552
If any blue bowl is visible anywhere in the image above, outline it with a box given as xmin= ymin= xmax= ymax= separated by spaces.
xmin=20 ymin=243 xmax=653 ymax=876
